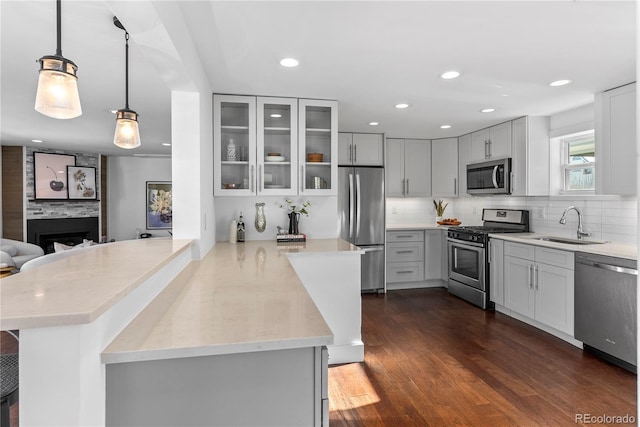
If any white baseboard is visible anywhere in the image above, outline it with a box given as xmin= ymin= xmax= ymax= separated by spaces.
xmin=386 ymin=279 xmax=447 ymax=291
xmin=327 ymin=341 xmax=364 ymax=365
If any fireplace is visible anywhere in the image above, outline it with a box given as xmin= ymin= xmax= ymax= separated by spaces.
xmin=27 ymin=217 xmax=99 ymax=254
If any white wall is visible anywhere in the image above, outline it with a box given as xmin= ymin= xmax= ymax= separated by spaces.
xmin=214 ymin=196 xmax=338 ymax=242
xmin=107 ymin=156 xmax=172 ymax=241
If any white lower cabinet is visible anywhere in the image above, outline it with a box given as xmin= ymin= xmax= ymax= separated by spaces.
xmin=488 ymin=239 xmax=504 ymax=305
xmin=386 ymin=230 xmax=424 ymax=283
xmin=386 ymin=229 xmax=444 ymax=288
xmin=503 ymin=242 xmax=574 ymax=336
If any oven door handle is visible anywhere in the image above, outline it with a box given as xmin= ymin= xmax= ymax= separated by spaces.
xmin=447 ymin=237 xmax=484 ymax=248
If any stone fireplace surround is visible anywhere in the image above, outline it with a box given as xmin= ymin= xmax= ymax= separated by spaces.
xmin=27 ymin=217 xmax=99 ymax=254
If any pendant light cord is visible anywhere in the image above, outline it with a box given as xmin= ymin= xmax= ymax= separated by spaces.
xmin=55 ymin=0 xmax=62 ymax=56
xmin=125 ymin=31 xmax=130 ymax=109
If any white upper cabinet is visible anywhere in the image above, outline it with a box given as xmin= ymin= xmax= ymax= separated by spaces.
xmin=214 ymin=94 xmax=257 ymax=196
xmin=299 ymin=99 xmax=338 ymax=195
xmin=457 ymin=133 xmax=471 ymax=195
xmin=214 ymin=95 xmax=337 ymax=196
xmin=511 ymin=116 xmax=550 ymax=196
xmin=385 ymin=138 xmax=431 ymax=198
xmin=338 ymin=133 xmax=384 ymax=166
xmin=257 ymin=97 xmax=298 ymax=196
xmin=595 ymin=82 xmax=637 ymax=195
xmin=431 ymin=138 xmax=458 ymax=197
xmin=470 ymin=121 xmax=511 ymax=162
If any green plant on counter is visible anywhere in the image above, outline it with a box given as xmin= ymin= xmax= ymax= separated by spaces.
xmin=280 ymin=198 xmax=311 ymax=216
xmin=433 ymin=199 xmax=448 ymax=216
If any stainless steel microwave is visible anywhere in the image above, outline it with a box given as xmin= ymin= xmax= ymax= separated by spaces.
xmin=466 ymin=158 xmax=511 ymax=195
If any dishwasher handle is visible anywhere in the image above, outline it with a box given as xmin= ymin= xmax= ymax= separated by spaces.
xmin=577 ymin=259 xmax=638 ymax=276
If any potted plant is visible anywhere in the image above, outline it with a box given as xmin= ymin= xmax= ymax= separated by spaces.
xmin=433 ymin=199 xmax=448 ymax=224
xmin=280 ymin=198 xmax=311 ymax=235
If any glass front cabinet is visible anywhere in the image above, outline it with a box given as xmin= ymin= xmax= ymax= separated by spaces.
xmin=298 ymin=99 xmax=338 ymax=195
xmin=214 ymin=94 xmax=337 ymax=196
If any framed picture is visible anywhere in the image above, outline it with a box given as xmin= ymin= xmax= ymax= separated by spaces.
xmin=67 ymin=166 xmax=97 ymax=200
xmin=33 ymin=152 xmax=76 ymax=199
xmin=146 ymin=181 xmax=172 ymax=230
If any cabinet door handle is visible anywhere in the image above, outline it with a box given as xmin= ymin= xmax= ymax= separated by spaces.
xmin=250 ymin=165 xmax=255 ymax=192
xmin=349 ymin=144 xmax=353 ymax=163
xmin=395 ymin=235 xmax=414 ymax=238
xmin=397 ymin=271 xmax=413 ymax=274
xmin=488 ymin=139 xmax=492 ymax=158
xmin=396 ymin=250 xmax=414 ymax=254
xmin=534 ymin=265 xmax=539 ymax=290
xmin=401 ymin=179 xmax=406 ymax=196
xmin=454 ymin=178 xmax=457 ymax=196
xmin=354 ymin=144 xmax=357 ymax=163
xmin=484 ymin=140 xmax=489 ymax=158
xmin=528 ymin=264 xmax=533 ymax=289
xmin=258 ymin=164 xmax=262 ymax=193
xmin=406 ymin=179 xmax=410 ymax=195
xmin=300 ymin=165 xmax=305 ymax=192
xmin=511 ymin=171 xmax=515 ymax=193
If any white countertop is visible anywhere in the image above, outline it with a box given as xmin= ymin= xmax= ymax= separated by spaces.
xmin=101 ymin=239 xmax=361 ymax=364
xmin=0 ymin=238 xmax=194 ymax=330
xmin=489 ymin=233 xmax=637 ymax=260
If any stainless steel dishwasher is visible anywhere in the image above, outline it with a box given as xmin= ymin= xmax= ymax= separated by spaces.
xmin=575 ymin=253 xmax=637 ymax=372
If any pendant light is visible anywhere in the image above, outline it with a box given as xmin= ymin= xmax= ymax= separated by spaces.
xmin=34 ymin=0 xmax=82 ymax=119
xmin=113 ymin=17 xmax=141 ymax=149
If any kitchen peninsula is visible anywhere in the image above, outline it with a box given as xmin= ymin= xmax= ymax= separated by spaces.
xmin=0 ymin=238 xmax=363 ymax=427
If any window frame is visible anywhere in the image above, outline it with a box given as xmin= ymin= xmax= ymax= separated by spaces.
xmin=560 ymin=130 xmax=595 ymax=194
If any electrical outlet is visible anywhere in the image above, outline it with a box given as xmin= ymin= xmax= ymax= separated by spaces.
xmin=391 ymin=206 xmax=397 ymax=214
xmin=535 ymin=208 xmax=546 ymax=219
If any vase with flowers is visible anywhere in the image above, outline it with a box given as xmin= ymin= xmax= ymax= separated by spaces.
xmin=433 ymin=199 xmax=448 ymax=225
xmin=280 ymin=198 xmax=311 ymax=235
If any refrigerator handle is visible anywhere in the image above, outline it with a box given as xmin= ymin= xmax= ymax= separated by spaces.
xmin=349 ymin=173 xmax=355 ymax=239
xmin=356 ymin=172 xmax=361 ymax=239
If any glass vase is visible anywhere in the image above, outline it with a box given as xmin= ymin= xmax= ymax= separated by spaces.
xmin=255 ymin=203 xmax=266 ymax=233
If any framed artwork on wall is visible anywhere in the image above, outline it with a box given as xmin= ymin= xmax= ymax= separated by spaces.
xmin=67 ymin=166 xmax=97 ymax=200
xmin=33 ymin=152 xmax=76 ymax=199
xmin=146 ymin=181 xmax=172 ymax=230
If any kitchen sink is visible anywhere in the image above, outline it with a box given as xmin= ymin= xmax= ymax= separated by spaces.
xmin=531 ymin=236 xmax=607 ymax=245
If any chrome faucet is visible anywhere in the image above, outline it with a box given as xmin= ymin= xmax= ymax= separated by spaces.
xmin=559 ymin=206 xmax=591 ymax=239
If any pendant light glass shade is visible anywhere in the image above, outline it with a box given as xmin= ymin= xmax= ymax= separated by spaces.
xmin=113 ymin=109 xmax=141 ymax=149
xmin=35 ymin=0 xmax=82 ymax=119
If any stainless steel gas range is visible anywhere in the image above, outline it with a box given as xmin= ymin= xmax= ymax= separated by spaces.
xmin=447 ymin=209 xmax=530 ymax=309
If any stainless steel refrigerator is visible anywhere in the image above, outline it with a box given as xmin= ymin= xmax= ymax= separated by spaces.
xmin=338 ymin=167 xmax=385 ymax=292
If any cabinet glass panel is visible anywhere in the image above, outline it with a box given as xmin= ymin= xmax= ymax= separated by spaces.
xmin=262 ymin=103 xmax=292 ymax=191
xmin=303 ymin=106 xmax=332 ymax=190
xmin=220 ymin=101 xmax=250 ymax=190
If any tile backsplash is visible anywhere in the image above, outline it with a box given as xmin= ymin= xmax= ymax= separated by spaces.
xmin=387 ymin=195 xmax=638 ymax=245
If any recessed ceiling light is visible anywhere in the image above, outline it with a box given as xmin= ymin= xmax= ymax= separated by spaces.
xmin=395 ymin=103 xmax=409 ymax=109
xmin=549 ymin=79 xmax=572 ymax=87
xmin=440 ymin=125 xmax=451 ymax=129
xmin=369 ymin=122 xmax=379 ymax=126
xmin=162 ymin=143 xmax=171 ymax=147
xmin=31 ymin=139 xmax=44 ymax=143
xmin=440 ymin=71 xmax=461 ymax=80
xmin=270 ymin=113 xmax=282 ymax=118
xmin=280 ymin=58 xmax=299 ymax=67
xmin=480 ymin=108 xmax=496 ymax=113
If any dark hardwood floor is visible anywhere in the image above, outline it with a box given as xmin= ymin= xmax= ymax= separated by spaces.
xmin=329 ymin=288 xmax=636 ymax=426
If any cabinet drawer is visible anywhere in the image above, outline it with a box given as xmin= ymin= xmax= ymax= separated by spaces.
xmin=387 ymin=230 xmax=424 ymax=243
xmin=504 ymin=241 xmax=535 ymax=260
xmin=535 ymin=247 xmax=574 ymax=270
xmin=387 ymin=262 xmax=425 ymax=283
xmin=387 ymin=242 xmax=424 ymax=262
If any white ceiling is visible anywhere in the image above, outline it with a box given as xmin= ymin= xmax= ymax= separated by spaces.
xmin=1 ymin=1 xmax=636 ymax=157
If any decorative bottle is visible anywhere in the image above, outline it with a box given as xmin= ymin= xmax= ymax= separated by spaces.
xmin=237 ymin=212 xmax=245 ymax=242
xmin=229 ymin=220 xmax=237 ymax=243
xmin=227 ymin=138 xmax=237 ymax=161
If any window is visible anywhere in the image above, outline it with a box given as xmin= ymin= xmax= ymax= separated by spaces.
xmin=561 ymin=130 xmax=595 ymax=192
